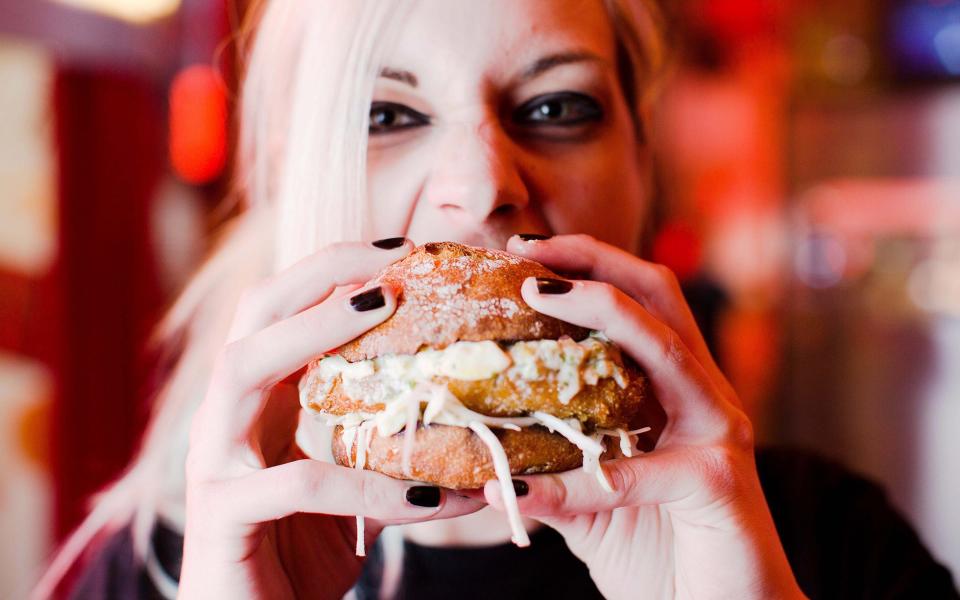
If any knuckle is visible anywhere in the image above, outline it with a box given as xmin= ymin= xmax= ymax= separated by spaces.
xmin=358 ymin=473 xmax=393 ymax=518
xmin=608 ymin=462 xmax=640 ymax=505
xmin=651 ymin=263 xmax=680 ymax=290
xmin=184 ymin=446 xmax=221 ymax=487
xmin=318 ymin=241 xmax=361 ymax=264
xmin=236 ymin=282 xmax=269 ymax=320
xmin=215 ymin=341 xmax=257 ymax=392
xmin=236 ymin=284 xmax=259 ymax=312
xmin=326 ymin=240 xmax=357 ymax=254
xmin=295 ymin=460 xmax=328 ymax=496
xmin=317 ymin=241 xmax=390 ymax=283
xmin=592 ymin=281 xmax=642 ymax=333
xmin=596 ymin=281 xmax=625 ymax=311
xmin=572 ymin=233 xmax=598 ymax=246
xmin=656 ymin=329 xmax=687 ymax=368
xmin=218 ymin=339 xmax=242 ymax=370
xmin=540 ymin=474 xmax=569 ymax=514
xmin=697 ymin=445 xmax=746 ymax=497
xmin=185 ymin=478 xmax=245 ymax=530
xmin=723 ymin=412 xmax=756 ymax=451
xmin=234 ymin=274 xmax=294 ymax=333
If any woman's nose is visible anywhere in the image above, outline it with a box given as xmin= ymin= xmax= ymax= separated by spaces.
xmin=421 ymin=118 xmax=529 ymax=222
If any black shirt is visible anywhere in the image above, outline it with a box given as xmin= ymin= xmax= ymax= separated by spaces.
xmin=68 ymin=447 xmax=960 ymax=599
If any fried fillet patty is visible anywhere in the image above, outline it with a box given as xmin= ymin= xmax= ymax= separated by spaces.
xmin=301 ymin=356 xmax=650 ymax=431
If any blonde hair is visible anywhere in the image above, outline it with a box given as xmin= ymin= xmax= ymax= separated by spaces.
xmin=34 ymin=1 xmax=666 ymax=597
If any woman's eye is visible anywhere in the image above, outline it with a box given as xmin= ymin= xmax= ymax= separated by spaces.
xmin=514 ymin=92 xmax=604 ymax=127
xmin=369 ymin=102 xmax=430 ymax=134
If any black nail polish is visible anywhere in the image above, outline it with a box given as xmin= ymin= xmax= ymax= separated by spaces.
xmin=349 ymin=287 xmax=386 ymax=312
xmin=406 ymin=486 xmax=441 ymax=507
xmin=372 ymin=237 xmax=407 ymax=250
xmin=518 ymin=233 xmax=551 ymax=241
xmin=536 ymin=278 xmax=573 ymax=295
xmin=512 ymin=479 xmax=529 ymax=497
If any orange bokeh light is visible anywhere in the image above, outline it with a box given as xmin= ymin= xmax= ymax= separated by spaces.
xmin=169 ymin=64 xmax=226 ymax=185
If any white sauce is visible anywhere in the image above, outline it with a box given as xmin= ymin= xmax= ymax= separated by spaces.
xmin=401 ymin=394 xmax=419 ymax=477
xmin=597 ymin=426 xmax=651 ymax=458
xmin=419 ymin=340 xmax=512 ymax=381
xmin=531 ymin=411 xmax=604 ymax=456
xmin=310 ymin=332 xmax=627 ymax=409
xmin=354 ymin=423 xmax=370 ymax=557
xmin=468 ymin=421 xmax=530 ymax=547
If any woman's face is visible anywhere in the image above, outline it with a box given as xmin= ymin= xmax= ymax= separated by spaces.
xmin=366 ymin=0 xmax=649 ymax=252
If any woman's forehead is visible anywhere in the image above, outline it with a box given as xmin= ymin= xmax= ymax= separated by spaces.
xmin=383 ymin=0 xmax=616 ymax=86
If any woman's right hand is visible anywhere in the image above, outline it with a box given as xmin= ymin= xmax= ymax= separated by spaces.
xmin=178 ymin=239 xmax=484 ymax=600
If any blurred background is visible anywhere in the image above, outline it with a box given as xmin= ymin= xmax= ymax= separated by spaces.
xmin=0 ymin=0 xmax=958 ymax=596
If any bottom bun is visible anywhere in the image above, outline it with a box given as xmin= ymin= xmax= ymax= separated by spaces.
xmin=332 ymin=423 xmax=588 ymax=489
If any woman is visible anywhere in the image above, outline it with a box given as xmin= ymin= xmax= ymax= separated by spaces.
xmin=40 ymin=1 xmax=958 ymax=599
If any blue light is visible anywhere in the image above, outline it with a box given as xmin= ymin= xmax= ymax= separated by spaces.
xmin=934 ymin=23 xmax=960 ymax=74
xmin=891 ymin=1 xmax=960 ymax=77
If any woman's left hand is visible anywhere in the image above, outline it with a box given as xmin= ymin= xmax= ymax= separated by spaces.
xmin=485 ymin=234 xmax=806 ymax=600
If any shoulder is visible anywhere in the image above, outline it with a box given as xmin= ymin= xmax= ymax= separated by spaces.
xmin=756 ymin=446 xmax=959 ymax=600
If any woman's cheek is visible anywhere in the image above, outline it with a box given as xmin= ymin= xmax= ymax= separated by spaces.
xmin=540 ymin=162 xmax=645 ymax=248
xmin=367 ymin=147 xmax=430 ymax=236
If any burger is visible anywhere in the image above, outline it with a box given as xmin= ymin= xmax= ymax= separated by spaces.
xmin=298 ymin=242 xmax=655 ymax=549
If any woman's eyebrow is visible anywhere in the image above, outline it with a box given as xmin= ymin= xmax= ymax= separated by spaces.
xmin=379 ymin=67 xmax=418 ymax=88
xmin=517 ymin=50 xmax=608 ymax=83
xmin=378 ymin=50 xmax=607 ymax=89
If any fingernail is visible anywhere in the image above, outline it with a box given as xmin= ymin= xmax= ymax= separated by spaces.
xmin=406 ymin=486 xmax=441 ymax=507
xmin=512 ymin=479 xmax=529 ymax=497
xmin=518 ymin=233 xmax=551 ymax=242
xmin=371 ymin=237 xmax=407 ymax=250
xmin=536 ymin=277 xmax=572 ymax=295
xmin=349 ymin=287 xmax=386 ymax=312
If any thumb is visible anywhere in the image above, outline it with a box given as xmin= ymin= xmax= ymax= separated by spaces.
xmin=483 ymin=446 xmax=701 ymax=517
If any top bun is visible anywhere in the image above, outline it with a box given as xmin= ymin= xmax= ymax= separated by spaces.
xmin=338 ymin=242 xmax=589 ymax=361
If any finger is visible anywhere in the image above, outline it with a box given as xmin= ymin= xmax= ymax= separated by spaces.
xmin=483 ymin=449 xmax=701 ymax=516
xmin=520 ymin=277 xmax=730 ymax=434
xmin=509 ymin=233 xmax=688 ymax=325
xmin=368 ymin=491 xmax=487 ymax=529
xmin=509 ymin=234 xmax=723 ymax=389
xmin=211 ymin=460 xmax=485 ymax=524
xmin=209 ymin=284 xmax=397 ymax=443
xmin=228 ymin=239 xmax=412 ymax=342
